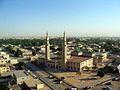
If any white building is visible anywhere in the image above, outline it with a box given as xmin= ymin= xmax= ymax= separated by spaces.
xmin=117 ymin=64 xmax=120 ymax=73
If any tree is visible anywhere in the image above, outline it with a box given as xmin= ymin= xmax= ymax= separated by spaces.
xmin=15 ymin=49 xmax=23 ymax=57
xmin=61 ymin=77 xmax=65 ymax=80
xmin=11 ymin=49 xmax=15 ymax=54
xmin=0 ymin=83 xmax=9 ymax=90
xmin=99 ymin=68 xmax=107 ymax=73
xmin=17 ymin=62 xmax=24 ymax=70
xmin=32 ymin=49 xmax=36 ymax=56
xmin=97 ymin=71 xmax=105 ymax=78
xmin=104 ymin=65 xmax=114 ymax=73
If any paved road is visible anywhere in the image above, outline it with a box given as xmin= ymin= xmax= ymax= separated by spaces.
xmin=24 ymin=62 xmax=62 ymax=90
xmin=89 ymin=77 xmax=115 ymax=87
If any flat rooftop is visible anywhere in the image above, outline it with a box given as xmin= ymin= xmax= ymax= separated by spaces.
xmin=50 ymin=58 xmax=62 ymax=62
xmin=24 ymin=76 xmax=41 ymax=84
xmin=48 ymin=56 xmax=92 ymax=63
xmin=24 ymin=76 xmax=51 ymax=90
xmin=14 ymin=71 xmax=28 ymax=78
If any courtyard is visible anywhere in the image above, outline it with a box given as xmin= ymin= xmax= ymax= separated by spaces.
xmin=52 ymin=71 xmax=113 ymax=88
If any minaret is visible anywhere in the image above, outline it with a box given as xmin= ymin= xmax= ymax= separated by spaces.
xmin=45 ymin=32 xmax=50 ymax=60
xmin=62 ymin=32 xmax=67 ymax=63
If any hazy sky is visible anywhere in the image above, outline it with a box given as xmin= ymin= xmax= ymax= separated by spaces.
xmin=0 ymin=0 xmax=120 ymax=37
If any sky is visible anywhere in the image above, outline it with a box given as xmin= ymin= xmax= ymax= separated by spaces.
xmin=0 ymin=0 xmax=120 ymax=37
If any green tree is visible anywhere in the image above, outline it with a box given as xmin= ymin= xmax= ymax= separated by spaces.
xmin=61 ymin=77 xmax=65 ymax=80
xmin=97 ymin=71 xmax=105 ymax=78
xmin=99 ymin=68 xmax=107 ymax=73
xmin=104 ymin=65 xmax=114 ymax=73
xmin=32 ymin=49 xmax=36 ymax=56
xmin=17 ymin=62 xmax=24 ymax=70
xmin=15 ymin=49 xmax=23 ymax=57
xmin=0 ymin=83 xmax=9 ymax=90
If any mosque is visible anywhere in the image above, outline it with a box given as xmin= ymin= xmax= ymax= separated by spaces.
xmin=37 ymin=32 xmax=93 ymax=72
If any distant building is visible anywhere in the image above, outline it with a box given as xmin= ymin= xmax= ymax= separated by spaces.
xmin=19 ymin=48 xmax=32 ymax=58
xmin=0 ymin=57 xmax=9 ymax=64
xmin=93 ymin=52 xmax=108 ymax=65
xmin=0 ymin=65 xmax=10 ymax=74
xmin=0 ymin=51 xmax=7 ymax=56
xmin=9 ymin=58 xmax=18 ymax=64
xmin=56 ymin=50 xmax=71 ymax=59
xmin=0 ymin=50 xmax=18 ymax=65
xmin=82 ymin=52 xmax=95 ymax=57
xmin=40 ymin=45 xmax=46 ymax=53
xmin=71 ymin=50 xmax=83 ymax=56
xmin=0 ymin=56 xmax=18 ymax=65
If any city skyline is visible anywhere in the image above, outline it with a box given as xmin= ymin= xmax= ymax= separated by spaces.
xmin=0 ymin=0 xmax=120 ymax=37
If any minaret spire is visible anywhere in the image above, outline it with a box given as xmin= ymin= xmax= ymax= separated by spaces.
xmin=45 ymin=32 xmax=50 ymax=60
xmin=63 ymin=31 xmax=67 ymax=45
xmin=62 ymin=31 xmax=67 ymax=63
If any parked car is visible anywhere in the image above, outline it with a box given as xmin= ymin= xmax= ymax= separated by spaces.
xmin=102 ymin=87 xmax=111 ymax=90
xmin=71 ymin=87 xmax=77 ymax=90
xmin=83 ymin=86 xmax=91 ymax=89
xmin=112 ymin=78 xmax=119 ymax=81
xmin=105 ymin=82 xmax=112 ymax=85
xmin=27 ymin=70 xmax=30 ymax=72
xmin=54 ymin=79 xmax=63 ymax=84
xmin=48 ymin=75 xmax=55 ymax=79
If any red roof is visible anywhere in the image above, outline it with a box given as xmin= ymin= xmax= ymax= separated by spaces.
xmin=67 ymin=56 xmax=91 ymax=63
xmin=50 ymin=58 xmax=62 ymax=61
xmin=49 ymin=56 xmax=92 ymax=63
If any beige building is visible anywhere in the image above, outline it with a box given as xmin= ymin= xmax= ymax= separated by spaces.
xmin=71 ymin=50 xmax=83 ymax=56
xmin=93 ymin=52 xmax=108 ymax=65
xmin=0 ymin=65 xmax=10 ymax=74
xmin=56 ymin=50 xmax=71 ymax=59
xmin=23 ymin=76 xmax=46 ymax=90
xmin=0 ymin=51 xmax=10 ymax=64
xmin=13 ymin=71 xmax=29 ymax=84
xmin=0 ymin=57 xmax=18 ymax=65
xmin=0 ymin=57 xmax=9 ymax=64
xmin=38 ymin=32 xmax=94 ymax=72
xmin=82 ymin=52 xmax=95 ymax=57
xmin=66 ymin=56 xmax=93 ymax=71
xmin=0 ymin=50 xmax=18 ymax=65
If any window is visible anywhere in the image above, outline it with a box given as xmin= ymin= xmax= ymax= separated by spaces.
xmin=59 ymin=66 xmax=61 ymax=69
xmin=74 ymin=67 xmax=76 ymax=70
xmin=48 ymin=64 xmax=50 ymax=67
